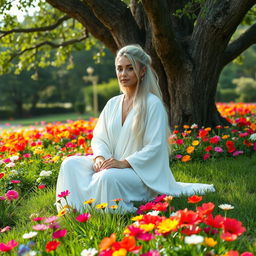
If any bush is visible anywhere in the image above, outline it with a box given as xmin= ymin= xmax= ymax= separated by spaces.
xmin=84 ymin=79 xmax=120 ymax=111
xmin=216 ymin=88 xmax=238 ymax=102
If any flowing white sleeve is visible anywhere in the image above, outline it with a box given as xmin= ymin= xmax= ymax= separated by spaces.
xmin=125 ymin=100 xmax=169 ymax=169
xmin=91 ymin=102 xmax=112 ymax=160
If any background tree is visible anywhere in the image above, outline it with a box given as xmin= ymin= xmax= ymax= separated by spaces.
xmin=0 ymin=0 xmax=256 ymax=127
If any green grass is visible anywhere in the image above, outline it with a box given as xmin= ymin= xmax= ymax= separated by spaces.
xmin=1 ymin=155 xmax=256 ymax=254
xmin=0 ymin=112 xmax=94 ymax=126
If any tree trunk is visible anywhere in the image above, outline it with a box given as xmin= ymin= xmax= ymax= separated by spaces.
xmin=14 ymin=99 xmax=24 ymax=118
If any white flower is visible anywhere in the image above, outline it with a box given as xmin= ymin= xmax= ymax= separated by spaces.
xmin=80 ymin=248 xmax=98 ymax=256
xmin=249 ymin=133 xmax=256 ymax=141
xmin=10 ymin=155 xmax=19 ymax=161
xmin=23 ymin=231 xmax=38 ymax=239
xmin=22 ymin=251 xmax=37 ymax=256
xmin=191 ymin=123 xmax=198 ymax=129
xmin=10 ymin=169 xmax=18 ymax=175
xmin=36 ymin=178 xmax=41 ymax=183
xmin=6 ymin=162 xmax=15 ymax=168
xmin=184 ymin=235 xmax=204 ymax=244
xmin=0 ymin=160 xmax=3 ymax=165
xmin=146 ymin=210 xmax=160 ymax=216
xmin=39 ymin=170 xmax=52 ymax=177
xmin=218 ymin=204 xmax=234 ymax=210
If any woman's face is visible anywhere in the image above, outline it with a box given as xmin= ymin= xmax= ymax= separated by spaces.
xmin=115 ymin=56 xmax=138 ymax=91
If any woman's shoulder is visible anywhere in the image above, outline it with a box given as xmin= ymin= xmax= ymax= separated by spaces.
xmin=147 ymin=93 xmax=164 ymax=106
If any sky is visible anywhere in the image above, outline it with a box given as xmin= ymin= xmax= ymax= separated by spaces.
xmin=0 ymin=0 xmax=39 ymax=22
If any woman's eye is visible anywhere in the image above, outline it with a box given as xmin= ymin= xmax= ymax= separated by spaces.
xmin=128 ymin=67 xmax=133 ymax=71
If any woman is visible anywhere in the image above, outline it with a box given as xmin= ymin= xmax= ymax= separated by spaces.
xmin=56 ymin=45 xmax=214 ymax=212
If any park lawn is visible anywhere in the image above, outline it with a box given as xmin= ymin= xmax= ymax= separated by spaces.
xmin=0 ymin=112 xmax=93 ymax=126
xmin=1 ymin=155 xmax=256 ymax=254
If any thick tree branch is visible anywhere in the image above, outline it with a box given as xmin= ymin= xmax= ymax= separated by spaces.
xmin=46 ymin=0 xmax=117 ymax=52
xmin=0 ymin=15 xmax=70 ymax=39
xmin=83 ymin=0 xmax=143 ymax=47
xmin=141 ymin=0 xmax=184 ymax=76
xmin=222 ymin=23 xmax=256 ymax=66
xmin=8 ymin=35 xmax=88 ymax=63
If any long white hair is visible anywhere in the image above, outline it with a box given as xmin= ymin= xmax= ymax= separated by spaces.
xmin=115 ymin=44 xmax=168 ymax=147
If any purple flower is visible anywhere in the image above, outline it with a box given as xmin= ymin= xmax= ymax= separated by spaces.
xmin=175 ymin=154 xmax=182 ymax=159
xmin=232 ymin=150 xmax=244 ymax=156
xmin=214 ymin=147 xmax=223 ymax=153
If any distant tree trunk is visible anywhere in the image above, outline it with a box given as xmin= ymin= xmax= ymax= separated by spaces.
xmin=14 ymin=99 xmax=24 ymax=118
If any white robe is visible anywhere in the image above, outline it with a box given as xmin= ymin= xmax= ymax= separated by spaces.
xmin=56 ymin=93 xmax=214 ymax=212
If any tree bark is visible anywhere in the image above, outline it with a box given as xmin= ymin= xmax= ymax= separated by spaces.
xmin=43 ymin=0 xmax=256 ymax=128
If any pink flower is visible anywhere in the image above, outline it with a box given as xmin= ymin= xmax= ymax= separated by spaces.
xmin=140 ymin=250 xmax=160 ymax=256
xmin=76 ymin=213 xmax=91 ymax=223
xmin=3 ymin=158 xmax=11 ymax=163
xmin=241 ymin=253 xmax=254 ymax=256
xmin=32 ymin=217 xmax=45 ymax=222
xmin=176 ymin=139 xmax=184 ymax=145
xmin=239 ymin=132 xmax=248 ymax=137
xmin=232 ymin=150 xmax=244 ymax=156
xmin=214 ymin=147 xmax=223 ymax=153
xmin=0 ymin=226 xmax=11 ymax=233
xmin=175 ymin=154 xmax=182 ymax=159
xmin=0 ymin=196 xmax=6 ymax=201
xmin=32 ymin=224 xmax=49 ymax=231
xmin=10 ymin=180 xmax=21 ymax=184
xmin=5 ymin=190 xmax=19 ymax=200
xmin=0 ymin=240 xmax=18 ymax=252
xmin=45 ymin=216 xmax=58 ymax=223
xmin=52 ymin=229 xmax=67 ymax=239
xmin=137 ymin=233 xmax=155 ymax=241
xmin=49 ymin=222 xmax=61 ymax=229
xmin=57 ymin=190 xmax=70 ymax=198
xmin=23 ymin=153 xmax=31 ymax=158
xmin=253 ymin=142 xmax=256 ymax=151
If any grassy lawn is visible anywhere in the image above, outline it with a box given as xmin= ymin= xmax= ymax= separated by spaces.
xmin=0 ymin=112 xmax=94 ymax=126
xmin=1 ymin=155 xmax=256 ymax=253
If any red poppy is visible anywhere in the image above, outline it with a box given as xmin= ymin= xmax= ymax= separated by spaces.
xmin=187 ymin=195 xmax=202 ymax=204
xmin=45 ymin=240 xmax=60 ymax=252
xmin=196 ymin=202 xmax=215 ymax=216
xmin=204 ymin=214 xmax=224 ymax=229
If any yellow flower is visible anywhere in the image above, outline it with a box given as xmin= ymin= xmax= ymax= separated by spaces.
xmin=113 ymin=248 xmax=127 ymax=256
xmin=157 ymin=218 xmax=179 ymax=233
xmin=181 ymin=155 xmax=191 ymax=162
xmin=131 ymin=215 xmax=143 ymax=221
xmin=164 ymin=195 xmax=173 ymax=202
xmin=57 ymin=208 xmax=67 ymax=217
xmin=96 ymin=203 xmax=108 ymax=209
xmin=204 ymin=237 xmax=217 ymax=247
xmin=140 ymin=223 xmax=155 ymax=232
xmin=222 ymin=135 xmax=230 ymax=139
xmin=63 ymin=204 xmax=72 ymax=209
xmin=33 ymin=148 xmax=44 ymax=155
xmin=52 ymin=156 xmax=60 ymax=162
xmin=84 ymin=198 xmax=96 ymax=205
xmin=186 ymin=146 xmax=195 ymax=154
xmin=192 ymin=140 xmax=199 ymax=146
xmin=110 ymin=205 xmax=118 ymax=210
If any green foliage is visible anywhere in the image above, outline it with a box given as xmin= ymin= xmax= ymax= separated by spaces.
xmin=84 ymin=79 xmax=120 ymax=111
xmin=216 ymin=88 xmax=238 ymax=102
xmin=233 ymin=77 xmax=256 ymax=102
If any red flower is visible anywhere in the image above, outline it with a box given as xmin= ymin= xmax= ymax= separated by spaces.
xmin=204 ymin=214 xmax=224 ymax=229
xmin=153 ymin=194 xmax=167 ymax=203
xmin=176 ymin=208 xmax=202 ymax=227
xmin=138 ymin=202 xmax=154 ymax=213
xmin=203 ymin=153 xmax=210 ymax=160
xmin=0 ymin=240 xmax=18 ymax=252
xmin=226 ymin=140 xmax=236 ymax=153
xmin=221 ymin=217 xmax=246 ymax=241
xmin=205 ymin=146 xmax=212 ymax=152
xmin=210 ymin=136 xmax=220 ymax=144
xmin=199 ymin=129 xmax=208 ymax=138
xmin=181 ymin=225 xmax=201 ymax=235
xmin=175 ymin=139 xmax=184 ymax=145
xmin=0 ymin=173 xmax=5 ymax=179
xmin=187 ymin=195 xmax=202 ymax=204
xmin=75 ymin=213 xmax=91 ymax=223
xmin=112 ymin=236 xmax=141 ymax=253
xmin=197 ymin=202 xmax=215 ymax=216
xmin=38 ymin=184 xmax=46 ymax=189
xmin=45 ymin=240 xmax=61 ymax=252
xmin=152 ymin=202 xmax=169 ymax=212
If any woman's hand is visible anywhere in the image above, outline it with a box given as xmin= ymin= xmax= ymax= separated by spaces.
xmin=100 ymin=158 xmax=131 ymax=170
xmin=93 ymin=156 xmax=105 ymax=172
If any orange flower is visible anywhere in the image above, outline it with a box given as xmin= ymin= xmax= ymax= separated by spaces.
xmin=181 ymin=155 xmax=191 ymax=162
xmin=183 ymin=125 xmax=190 ymax=129
xmin=186 ymin=146 xmax=195 ymax=154
xmin=204 ymin=237 xmax=217 ymax=247
xmin=99 ymin=233 xmax=116 ymax=251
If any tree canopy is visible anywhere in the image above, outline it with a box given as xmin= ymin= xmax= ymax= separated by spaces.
xmin=0 ymin=0 xmax=256 ymax=127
